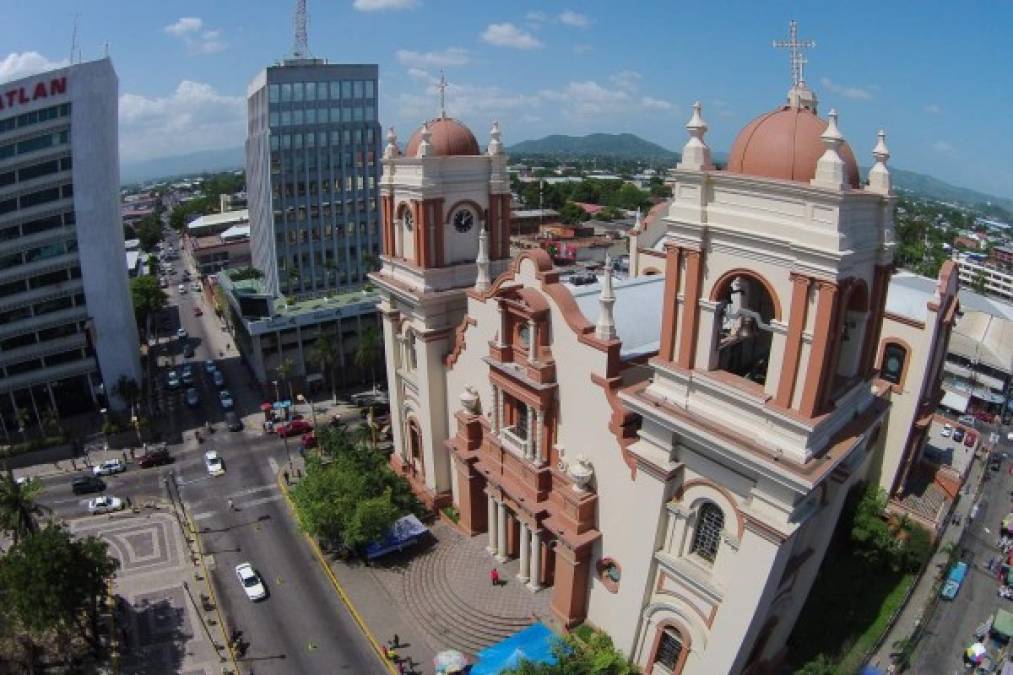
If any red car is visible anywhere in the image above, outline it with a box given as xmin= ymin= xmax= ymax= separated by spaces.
xmin=276 ymin=419 xmax=313 ymax=437
xmin=192 ymin=306 xmax=203 ymax=316
xmin=301 ymin=432 xmax=317 ymax=449
xmin=964 ymin=431 xmax=978 ymax=447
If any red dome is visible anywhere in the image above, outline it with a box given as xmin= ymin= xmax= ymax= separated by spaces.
xmin=726 ymin=107 xmax=860 ymax=189
xmin=405 ymin=117 xmax=481 ymax=157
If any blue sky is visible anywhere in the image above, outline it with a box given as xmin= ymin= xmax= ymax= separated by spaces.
xmin=2 ymin=1 xmax=1010 ymax=198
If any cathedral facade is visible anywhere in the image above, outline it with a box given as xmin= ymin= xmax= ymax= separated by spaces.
xmin=371 ymin=74 xmax=957 ymax=673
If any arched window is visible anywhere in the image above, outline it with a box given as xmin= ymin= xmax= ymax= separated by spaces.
xmin=691 ymin=503 xmax=724 ymax=563
xmin=880 ymin=342 xmax=907 ymax=386
xmin=655 ymin=626 xmax=686 ymax=673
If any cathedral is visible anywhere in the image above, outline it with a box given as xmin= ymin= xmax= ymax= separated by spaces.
xmin=370 ymin=33 xmax=957 ymax=674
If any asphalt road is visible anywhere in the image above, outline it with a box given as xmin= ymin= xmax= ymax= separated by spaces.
xmin=35 ymin=235 xmax=385 ymax=675
xmin=914 ymin=432 xmax=1013 ymax=672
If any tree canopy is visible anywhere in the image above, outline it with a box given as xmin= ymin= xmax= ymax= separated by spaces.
xmin=503 ymin=628 xmax=639 ymax=674
xmin=130 ymin=275 xmax=167 ymax=328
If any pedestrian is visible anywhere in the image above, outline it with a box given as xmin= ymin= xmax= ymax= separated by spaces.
xmin=283 ymin=470 xmax=290 ymax=485
xmin=397 ymin=658 xmax=406 ymax=674
xmin=227 ymin=498 xmax=235 ymax=511
xmin=392 ymin=633 xmax=400 ymax=648
xmin=490 ymin=568 xmax=500 ymax=586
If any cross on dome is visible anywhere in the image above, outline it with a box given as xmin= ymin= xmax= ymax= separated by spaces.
xmin=773 ymin=20 xmax=815 ymax=89
xmin=437 ymin=70 xmax=448 ymax=120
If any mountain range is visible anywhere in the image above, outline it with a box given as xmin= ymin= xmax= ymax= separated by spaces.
xmin=508 ymin=133 xmax=678 ymax=161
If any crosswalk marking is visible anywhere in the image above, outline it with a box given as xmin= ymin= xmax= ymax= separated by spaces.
xmin=190 ymin=494 xmax=282 ymax=522
xmin=224 ymin=484 xmax=276 ymax=500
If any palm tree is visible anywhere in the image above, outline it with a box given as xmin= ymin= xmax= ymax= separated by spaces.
xmin=275 ymin=357 xmax=296 ymax=403
xmin=14 ymin=408 xmax=30 ymax=446
xmin=112 ymin=376 xmax=141 ymax=411
xmin=0 ymin=467 xmax=43 ymax=545
xmin=309 ymin=339 xmax=339 ymax=404
xmin=354 ymin=324 xmax=382 ymax=391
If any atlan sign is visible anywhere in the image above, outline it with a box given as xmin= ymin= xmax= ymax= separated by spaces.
xmin=0 ymin=77 xmax=67 ymax=112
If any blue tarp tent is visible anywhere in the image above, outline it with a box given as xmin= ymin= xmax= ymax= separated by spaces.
xmin=364 ymin=514 xmax=428 ymax=560
xmin=859 ymin=666 xmax=886 ymax=675
xmin=471 ymin=623 xmax=558 ymax=674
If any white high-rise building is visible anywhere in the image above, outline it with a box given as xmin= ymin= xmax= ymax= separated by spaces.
xmin=0 ymin=58 xmax=140 ymax=433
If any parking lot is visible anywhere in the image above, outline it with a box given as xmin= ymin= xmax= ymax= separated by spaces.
xmin=923 ymin=417 xmax=981 ymax=477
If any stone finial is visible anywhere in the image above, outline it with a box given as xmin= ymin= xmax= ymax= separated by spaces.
xmin=595 ymin=255 xmax=617 ymax=341
xmin=867 ymin=129 xmax=892 ymax=195
xmin=677 ymin=101 xmax=714 ymax=171
xmin=568 ymin=455 xmax=594 ymax=492
xmin=811 ymin=109 xmax=849 ymax=190
xmin=459 ymin=386 xmax=481 ymax=414
xmin=633 ymin=207 xmax=643 ymax=232
xmin=383 ymin=126 xmax=400 ymax=159
xmin=475 ymin=227 xmax=491 ymax=292
xmin=488 ymin=120 xmax=503 ymax=156
xmin=417 ymin=121 xmax=432 ymax=158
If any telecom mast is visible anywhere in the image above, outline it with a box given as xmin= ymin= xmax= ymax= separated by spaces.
xmin=293 ymin=0 xmax=308 ymax=59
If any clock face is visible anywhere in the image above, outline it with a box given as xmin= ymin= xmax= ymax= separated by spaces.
xmin=403 ymin=210 xmax=413 ymax=231
xmin=453 ymin=209 xmax=474 ymax=234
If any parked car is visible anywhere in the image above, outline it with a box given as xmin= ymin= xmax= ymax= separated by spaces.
xmin=71 ymin=475 xmax=105 ymax=495
xmin=138 ymin=448 xmax=173 ymax=468
xmin=204 ymin=359 xmax=216 ymax=373
xmin=92 ymin=459 xmax=126 ymax=476
xmin=88 ymin=495 xmax=124 ymax=514
xmin=235 ymin=562 xmax=267 ymax=601
xmin=965 ymin=431 xmax=978 ymax=447
xmin=192 ymin=306 xmax=203 ymax=317
xmin=183 ymin=344 xmax=195 ymax=358
xmin=204 ymin=450 xmax=225 ymax=476
xmin=167 ymin=370 xmax=181 ymax=389
xmin=176 ymin=328 xmax=188 ymax=340
xmin=191 ymin=282 xmax=201 ymax=292
xmin=178 ymin=284 xmax=186 ymax=293
xmin=940 ymin=424 xmax=953 ymax=438
xmin=276 ymin=419 xmax=313 ymax=437
xmin=182 ymin=364 xmax=194 ymax=385
xmin=224 ymin=411 xmax=242 ymax=432
xmin=213 ymin=370 xmax=226 ymax=388
xmin=976 ymin=411 xmax=996 ymax=424
xmin=185 ymin=387 xmax=200 ymax=408
xmin=219 ymin=390 xmax=234 ymax=410
xmin=991 ymin=455 xmax=1003 ymax=472
xmin=953 ymin=428 xmax=965 ymax=443
xmin=958 ymin=414 xmax=976 ymax=426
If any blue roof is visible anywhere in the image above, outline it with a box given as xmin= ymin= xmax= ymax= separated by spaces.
xmin=568 ymin=274 xmax=666 ymax=360
xmin=364 ymin=514 xmax=428 ymax=560
xmin=471 ymin=623 xmax=558 ymax=675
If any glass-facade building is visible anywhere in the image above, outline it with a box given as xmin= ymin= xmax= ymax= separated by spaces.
xmin=246 ymin=61 xmax=381 ymax=298
xmin=0 ymin=58 xmax=141 ymax=432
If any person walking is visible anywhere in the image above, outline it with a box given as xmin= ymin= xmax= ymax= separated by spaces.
xmin=490 ymin=568 xmax=500 ymax=586
xmin=227 ymin=498 xmax=235 ymax=511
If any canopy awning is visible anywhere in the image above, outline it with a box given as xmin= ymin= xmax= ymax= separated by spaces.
xmin=941 ymin=390 xmax=970 ymax=413
xmin=471 ymin=623 xmax=558 ymax=675
xmin=994 ymin=609 xmax=1013 ymax=639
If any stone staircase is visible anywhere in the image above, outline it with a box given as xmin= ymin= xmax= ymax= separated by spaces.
xmin=398 ymin=523 xmax=548 ymax=656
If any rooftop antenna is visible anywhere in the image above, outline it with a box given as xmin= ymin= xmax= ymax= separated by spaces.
xmin=70 ymin=14 xmax=80 ymax=63
xmin=293 ymin=0 xmax=308 ymax=59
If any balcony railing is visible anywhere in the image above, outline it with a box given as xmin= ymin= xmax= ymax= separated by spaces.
xmin=500 ymin=425 xmax=529 ymax=457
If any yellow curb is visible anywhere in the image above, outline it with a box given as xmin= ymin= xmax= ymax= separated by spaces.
xmin=276 ymin=470 xmax=397 ymax=674
xmin=185 ymin=509 xmax=241 ymax=674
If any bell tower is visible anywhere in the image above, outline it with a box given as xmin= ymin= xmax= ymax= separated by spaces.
xmin=371 ymin=107 xmax=511 ymax=508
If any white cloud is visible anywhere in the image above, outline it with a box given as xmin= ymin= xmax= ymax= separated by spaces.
xmin=354 ymin=0 xmax=417 ymax=10
xmin=164 ymin=17 xmax=226 ymax=54
xmin=164 ymin=17 xmax=203 ymax=37
xmin=540 ymin=80 xmax=632 ymax=118
xmin=398 ymin=80 xmax=538 ymax=122
xmin=609 ymin=70 xmax=642 ymax=91
xmin=641 ymin=96 xmax=675 ymax=111
xmin=820 ymin=77 xmax=873 ymax=100
xmin=396 ymin=47 xmax=469 ymax=68
xmin=0 ymin=52 xmax=69 ymax=84
xmin=481 ymin=23 xmax=543 ymax=50
xmin=407 ymin=67 xmax=433 ymax=82
xmin=933 ymin=140 xmax=954 ymax=153
xmin=924 ymin=103 xmax=943 ymax=114
xmin=559 ymin=10 xmax=592 ymax=28
xmin=526 ymin=11 xmax=548 ymax=24
xmin=572 ymin=44 xmax=592 ymax=55
xmin=118 ymin=81 xmax=244 ymax=161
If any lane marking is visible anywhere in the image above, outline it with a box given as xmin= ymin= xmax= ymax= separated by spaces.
xmin=268 ymin=457 xmax=279 ymax=476
xmin=224 ymin=483 xmax=276 ymax=500
xmin=241 ymin=494 xmax=283 ymax=509
xmin=193 ymin=511 xmax=215 ymax=521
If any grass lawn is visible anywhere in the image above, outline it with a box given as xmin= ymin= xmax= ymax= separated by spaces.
xmin=787 ymin=547 xmax=915 ymax=674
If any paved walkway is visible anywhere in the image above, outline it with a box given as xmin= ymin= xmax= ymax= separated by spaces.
xmin=70 ymin=510 xmax=231 ymax=675
xmin=869 ymin=451 xmax=987 ymax=670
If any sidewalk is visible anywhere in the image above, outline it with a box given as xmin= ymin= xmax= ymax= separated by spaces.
xmin=869 ymin=453 xmax=987 ymax=669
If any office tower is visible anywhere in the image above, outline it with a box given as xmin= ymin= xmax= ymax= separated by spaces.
xmin=0 ymin=58 xmax=141 ymax=431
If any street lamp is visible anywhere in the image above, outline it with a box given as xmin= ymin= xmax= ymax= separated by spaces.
xmin=296 ymin=394 xmax=318 ymax=430
xmin=272 ymin=379 xmax=280 ymax=403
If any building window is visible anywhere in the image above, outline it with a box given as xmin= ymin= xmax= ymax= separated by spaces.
xmin=655 ymin=627 xmax=685 ymax=672
xmin=690 ymin=503 xmax=724 ymax=563
xmin=596 ymin=558 xmax=622 ymax=593
xmin=880 ymin=342 xmax=907 ymax=386
xmin=403 ymin=209 xmax=413 ymax=232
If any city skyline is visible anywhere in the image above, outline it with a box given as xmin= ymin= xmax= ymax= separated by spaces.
xmin=1 ymin=1 xmax=1011 ymax=199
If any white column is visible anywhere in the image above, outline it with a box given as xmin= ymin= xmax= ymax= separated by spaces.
xmin=496 ymin=500 xmax=508 ymax=562
xmin=527 ymin=529 xmax=542 ymax=591
xmin=517 ymin=521 xmax=531 ymax=583
xmin=534 ymin=409 xmax=544 ymax=464
xmin=526 ymin=405 xmax=535 ymax=459
xmin=486 ymin=494 xmax=498 ymax=555
xmin=527 ymin=319 xmax=538 ymax=359
xmin=492 ymin=387 xmax=501 ymax=435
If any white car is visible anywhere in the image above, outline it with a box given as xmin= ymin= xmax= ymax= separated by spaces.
xmin=204 ymin=450 xmax=225 ymax=476
xmin=235 ymin=562 xmax=267 ymax=601
xmin=219 ymin=390 xmax=234 ymax=410
xmin=958 ymin=414 xmax=976 ymax=426
xmin=92 ymin=459 xmax=126 ymax=476
xmin=88 ymin=495 xmax=124 ymax=514
xmin=178 ymin=284 xmax=186 ymax=293
xmin=191 ymin=282 xmax=201 ymax=292
xmin=941 ymin=424 xmax=953 ymax=438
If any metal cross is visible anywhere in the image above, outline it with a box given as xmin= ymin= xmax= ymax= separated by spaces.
xmin=773 ymin=20 xmax=816 ymax=88
xmin=437 ymin=70 xmax=448 ymax=119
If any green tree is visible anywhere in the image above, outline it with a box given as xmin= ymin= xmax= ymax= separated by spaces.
xmin=309 ymin=339 xmax=340 ymax=404
xmin=559 ymin=202 xmax=589 ymax=225
xmin=130 ymin=275 xmax=167 ymax=329
xmin=112 ymin=375 xmax=141 ymax=411
xmin=972 ymin=271 xmax=987 ymax=294
xmin=0 ymin=469 xmax=43 ymax=545
xmin=274 ymin=356 xmax=297 ymax=402
xmin=354 ymin=324 xmax=382 ymax=390
xmin=793 ymin=654 xmax=836 ymax=675
xmin=0 ymin=525 xmax=119 ymax=657
xmin=135 ymin=214 xmax=163 ymax=252
xmin=504 ymin=628 xmax=639 ymax=674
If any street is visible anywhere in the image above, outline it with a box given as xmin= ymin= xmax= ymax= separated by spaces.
xmin=33 ymin=229 xmax=384 ymax=675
